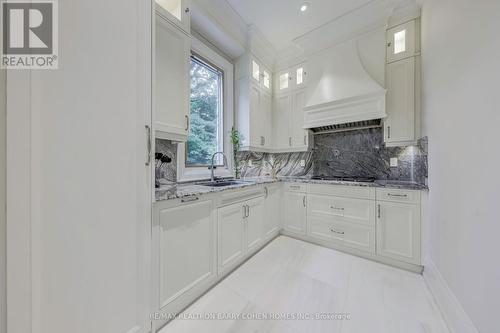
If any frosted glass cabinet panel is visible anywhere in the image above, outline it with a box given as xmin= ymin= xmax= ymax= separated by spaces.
xmin=156 ymin=0 xmax=190 ymax=33
xmin=387 ymin=20 xmax=417 ymax=63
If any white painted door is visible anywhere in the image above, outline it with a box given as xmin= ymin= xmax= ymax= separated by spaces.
xmin=158 ymin=200 xmax=216 ymax=314
xmin=385 ymin=57 xmax=415 ymax=144
xmin=387 ymin=20 xmax=416 ymax=63
xmin=155 ymin=0 xmax=191 ymax=34
xmin=273 ymin=94 xmax=292 ymax=150
xmin=291 ymin=88 xmax=307 ymax=148
xmin=218 ymin=203 xmax=246 ymax=275
xmin=155 ymin=14 xmax=190 ymax=141
xmin=283 ymin=192 xmax=307 ymax=234
xmin=245 ymin=196 xmax=265 ymax=253
xmin=263 ymin=185 xmax=281 ymax=239
xmin=377 ymin=201 xmax=421 ymax=264
xmin=6 ymin=1 xmax=153 ymax=332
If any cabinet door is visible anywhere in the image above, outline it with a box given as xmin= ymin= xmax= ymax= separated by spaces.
xmin=377 ymin=201 xmax=421 ymax=264
xmin=263 ymin=186 xmax=281 ymax=239
xmin=218 ymin=203 xmax=246 ymax=275
xmin=158 ymin=200 xmax=216 ymax=311
xmin=283 ymin=191 xmax=307 ymax=234
xmin=261 ymin=92 xmax=272 ymax=148
xmin=387 ymin=20 xmax=416 ymax=63
xmin=155 ymin=16 xmax=190 ymax=141
xmin=155 ymin=0 xmax=190 ymax=34
xmin=273 ymin=94 xmax=292 ymax=150
xmin=291 ymin=88 xmax=307 ymax=148
xmin=246 ymin=196 xmax=265 ymax=253
xmin=250 ymin=84 xmax=263 ymax=147
xmin=385 ymin=57 xmax=415 ymax=144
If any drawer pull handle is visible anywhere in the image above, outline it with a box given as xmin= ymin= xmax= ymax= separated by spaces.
xmin=303 ymin=196 xmax=306 ymax=207
xmin=290 ymin=185 xmax=301 ymax=190
xmin=331 ymin=206 xmax=345 ymax=211
xmin=331 ymin=229 xmax=345 ymax=235
xmin=181 ymin=196 xmax=199 ymax=203
xmin=387 ymin=193 xmax=408 ymax=198
xmin=378 ymin=204 xmax=381 ymax=218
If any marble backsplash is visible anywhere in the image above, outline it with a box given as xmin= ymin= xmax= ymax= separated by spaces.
xmin=155 ymin=139 xmax=177 ymax=182
xmin=156 ymin=128 xmax=428 ymax=185
xmin=239 ymin=128 xmax=428 ymax=184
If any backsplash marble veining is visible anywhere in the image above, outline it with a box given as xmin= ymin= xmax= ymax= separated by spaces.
xmin=155 ymin=139 xmax=177 ymax=182
xmin=156 ymin=128 xmax=428 ymax=185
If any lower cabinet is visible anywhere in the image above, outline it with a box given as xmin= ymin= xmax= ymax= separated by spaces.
xmin=376 ymin=200 xmax=421 ymax=265
xmin=263 ymin=185 xmax=281 ymax=239
xmin=218 ymin=196 xmax=266 ymax=275
xmin=155 ymin=198 xmax=217 ymax=322
xmin=282 ymin=191 xmax=307 ymax=234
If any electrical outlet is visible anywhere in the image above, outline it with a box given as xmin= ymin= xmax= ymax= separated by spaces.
xmin=390 ymin=157 xmax=398 ymax=167
xmin=300 ymin=159 xmax=306 ymax=167
xmin=248 ymin=160 xmax=253 ymax=167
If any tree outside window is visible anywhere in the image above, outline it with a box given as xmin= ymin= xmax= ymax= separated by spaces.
xmin=186 ymin=55 xmax=224 ymax=166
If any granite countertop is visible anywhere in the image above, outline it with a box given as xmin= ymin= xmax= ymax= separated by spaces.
xmin=155 ymin=177 xmax=428 ymax=202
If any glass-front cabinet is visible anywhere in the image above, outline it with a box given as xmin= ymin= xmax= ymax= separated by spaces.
xmin=155 ymin=0 xmax=190 ymax=34
xmin=386 ymin=19 xmax=419 ymax=63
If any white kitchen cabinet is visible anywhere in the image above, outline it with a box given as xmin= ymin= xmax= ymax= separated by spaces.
xmin=385 ymin=56 xmax=419 ymax=146
xmin=155 ymin=11 xmax=191 ymax=141
xmin=236 ymin=54 xmax=273 ymax=151
xmin=156 ymin=198 xmax=217 ymax=318
xmin=245 ymin=196 xmax=265 ymax=253
xmin=283 ymin=191 xmax=307 ymax=235
xmin=376 ymin=190 xmax=421 ymax=265
xmin=218 ymin=194 xmax=266 ymax=275
xmin=263 ymin=185 xmax=281 ymax=239
xmin=291 ymin=88 xmax=311 ymax=150
xmin=218 ymin=202 xmax=247 ymax=275
xmin=155 ymin=0 xmax=190 ymax=34
xmin=272 ymin=63 xmax=312 ymax=152
xmin=386 ymin=19 xmax=419 ymax=63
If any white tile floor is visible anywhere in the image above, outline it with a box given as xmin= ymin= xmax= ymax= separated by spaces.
xmin=160 ymin=236 xmax=450 ymax=333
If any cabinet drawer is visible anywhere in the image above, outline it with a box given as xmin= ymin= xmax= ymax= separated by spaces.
xmin=307 ymin=194 xmax=375 ymax=227
xmin=330 ymin=220 xmax=375 ymax=254
xmin=307 ymin=184 xmax=375 ymax=200
xmin=284 ymin=183 xmax=307 ymax=192
xmin=376 ymin=188 xmax=420 ymax=204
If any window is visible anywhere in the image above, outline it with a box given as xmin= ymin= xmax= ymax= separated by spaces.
xmin=279 ymin=72 xmax=289 ymax=90
xmin=394 ymin=30 xmax=406 ymax=54
xmin=186 ymin=55 xmax=224 ymax=167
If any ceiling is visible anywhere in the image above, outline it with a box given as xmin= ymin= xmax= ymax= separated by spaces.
xmin=226 ymin=0 xmax=376 ymax=51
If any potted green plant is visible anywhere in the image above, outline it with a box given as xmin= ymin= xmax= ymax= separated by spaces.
xmin=230 ymin=127 xmax=243 ymax=179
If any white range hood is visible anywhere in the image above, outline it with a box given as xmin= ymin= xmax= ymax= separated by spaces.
xmin=303 ymin=39 xmax=386 ymax=129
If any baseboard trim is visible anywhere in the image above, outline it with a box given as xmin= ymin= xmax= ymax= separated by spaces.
xmin=422 ymin=258 xmax=479 ymax=333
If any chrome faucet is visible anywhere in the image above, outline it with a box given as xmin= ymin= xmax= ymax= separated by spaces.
xmin=209 ymin=152 xmax=228 ymax=182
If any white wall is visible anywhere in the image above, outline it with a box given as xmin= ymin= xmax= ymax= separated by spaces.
xmin=421 ymin=1 xmax=500 ymax=332
xmin=0 ymin=69 xmax=6 ymax=333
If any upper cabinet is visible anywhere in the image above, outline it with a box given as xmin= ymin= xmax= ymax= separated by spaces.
xmin=236 ymin=54 xmax=273 ymax=151
xmin=386 ymin=19 xmax=420 ymax=63
xmin=155 ymin=0 xmax=190 ymax=34
xmin=155 ymin=10 xmax=191 ymax=142
xmin=384 ymin=18 xmax=421 ymax=147
xmin=273 ymin=63 xmax=312 ymax=152
xmin=275 ymin=64 xmax=307 ymax=94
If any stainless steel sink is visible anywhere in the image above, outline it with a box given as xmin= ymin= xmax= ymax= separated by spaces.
xmin=196 ymin=179 xmax=255 ymax=187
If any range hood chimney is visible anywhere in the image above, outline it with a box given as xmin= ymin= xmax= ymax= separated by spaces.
xmin=303 ymin=39 xmax=386 ymax=131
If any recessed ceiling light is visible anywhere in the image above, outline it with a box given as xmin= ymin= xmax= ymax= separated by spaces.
xmin=300 ymin=2 xmax=309 ymax=12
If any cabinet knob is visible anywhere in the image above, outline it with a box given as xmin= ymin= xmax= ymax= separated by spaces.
xmin=185 ymin=7 xmax=190 ymax=13
xmin=387 ymin=41 xmax=392 ymax=47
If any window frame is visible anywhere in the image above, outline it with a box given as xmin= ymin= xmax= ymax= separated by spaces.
xmin=185 ymin=53 xmax=224 ymax=168
xmin=176 ymin=37 xmax=234 ymax=182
